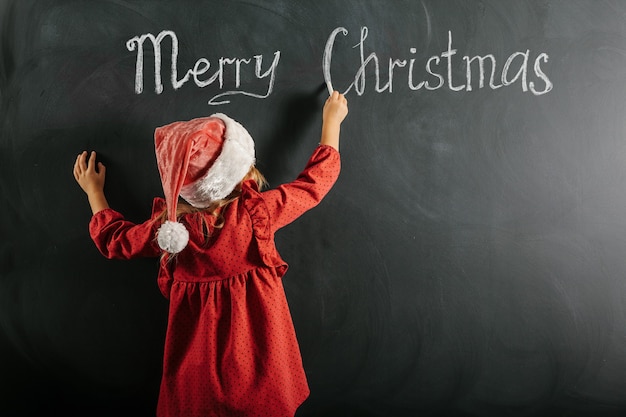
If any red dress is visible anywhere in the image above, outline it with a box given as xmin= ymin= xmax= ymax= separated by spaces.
xmin=89 ymin=145 xmax=340 ymax=417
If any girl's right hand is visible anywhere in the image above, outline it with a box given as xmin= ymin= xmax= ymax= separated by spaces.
xmin=323 ymin=91 xmax=348 ymax=127
xmin=320 ymin=91 xmax=348 ymax=150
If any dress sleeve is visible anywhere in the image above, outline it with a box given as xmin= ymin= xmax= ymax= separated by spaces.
xmin=261 ymin=145 xmax=341 ymax=231
xmin=88 ymin=199 xmax=163 ymax=259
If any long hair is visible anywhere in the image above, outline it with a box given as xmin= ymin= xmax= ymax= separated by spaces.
xmin=156 ymin=166 xmax=267 ymax=252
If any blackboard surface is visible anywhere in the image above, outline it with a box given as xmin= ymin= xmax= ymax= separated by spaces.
xmin=2 ymin=1 xmax=626 ymax=416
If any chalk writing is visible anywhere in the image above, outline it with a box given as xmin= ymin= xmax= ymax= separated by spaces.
xmin=126 ymin=27 xmax=553 ymax=105
xmin=126 ymin=30 xmax=280 ymax=105
xmin=324 ymin=26 xmax=553 ymax=96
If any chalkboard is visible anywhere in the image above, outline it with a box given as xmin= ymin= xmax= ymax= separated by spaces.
xmin=2 ymin=1 xmax=626 ymax=416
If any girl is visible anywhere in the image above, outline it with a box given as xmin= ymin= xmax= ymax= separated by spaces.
xmin=73 ymin=91 xmax=348 ymax=417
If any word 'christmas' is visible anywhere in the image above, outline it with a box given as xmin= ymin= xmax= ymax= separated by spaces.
xmin=323 ymin=27 xmax=553 ymax=96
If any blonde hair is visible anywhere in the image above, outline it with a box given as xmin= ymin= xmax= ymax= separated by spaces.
xmin=157 ymin=166 xmax=267 ymax=252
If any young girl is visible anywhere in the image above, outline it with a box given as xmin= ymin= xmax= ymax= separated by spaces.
xmin=73 ymin=91 xmax=348 ymax=417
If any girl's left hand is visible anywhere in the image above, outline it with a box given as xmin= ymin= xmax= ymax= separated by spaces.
xmin=73 ymin=151 xmax=106 ymax=195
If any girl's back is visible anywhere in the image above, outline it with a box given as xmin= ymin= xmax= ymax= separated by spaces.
xmin=75 ymin=92 xmax=348 ymax=417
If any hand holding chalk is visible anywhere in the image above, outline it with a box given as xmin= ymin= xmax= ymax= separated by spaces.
xmin=320 ymin=91 xmax=348 ymax=151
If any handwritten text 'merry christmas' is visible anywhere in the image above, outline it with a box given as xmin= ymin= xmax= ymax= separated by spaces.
xmin=126 ymin=27 xmax=553 ymax=105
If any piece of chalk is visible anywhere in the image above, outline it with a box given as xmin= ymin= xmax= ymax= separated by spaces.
xmin=326 ymin=80 xmax=333 ymax=96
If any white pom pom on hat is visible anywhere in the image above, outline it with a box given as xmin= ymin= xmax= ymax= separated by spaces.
xmin=157 ymin=221 xmax=190 ymax=254
xmin=154 ymin=113 xmax=255 ymax=254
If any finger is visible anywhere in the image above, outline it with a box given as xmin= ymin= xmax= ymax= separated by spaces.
xmin=98 ymin=162 xmax=106 ymax=176
xmin=78 ymin=151 xmax=88 ymax=171
xmin=87 ymin=151 xmax=97 ymax=172
xmin=74 ymin=154 xmax=84 ymax=179
xmin=74 ymin=154 xmax=84 ymax=174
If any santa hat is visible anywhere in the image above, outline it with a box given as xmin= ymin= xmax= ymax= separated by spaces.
xmin=154 ymin=113 xmax=255 ymax=254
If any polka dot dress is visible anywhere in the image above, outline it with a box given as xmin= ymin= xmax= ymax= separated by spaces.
xmin=89 ymin=146 xmax=341 ymax=417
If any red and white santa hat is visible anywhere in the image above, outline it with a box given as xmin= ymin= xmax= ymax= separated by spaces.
xmin=154 ymin=113 xmax=255 ymax=254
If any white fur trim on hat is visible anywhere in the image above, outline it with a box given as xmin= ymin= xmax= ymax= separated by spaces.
xmin=157 ymin=221 xmax=190 ymax=254
xmin=179 ymin=113 xmax=255 ymax=208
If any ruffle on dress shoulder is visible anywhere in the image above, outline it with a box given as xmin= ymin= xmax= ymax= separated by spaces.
xmin=151 ymin=197 xmax=167 ymax=218
xmin=241 ymin=180 xmax=270 ymax=241
xmin=241 ymin=180 xmax=287 ymax=273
